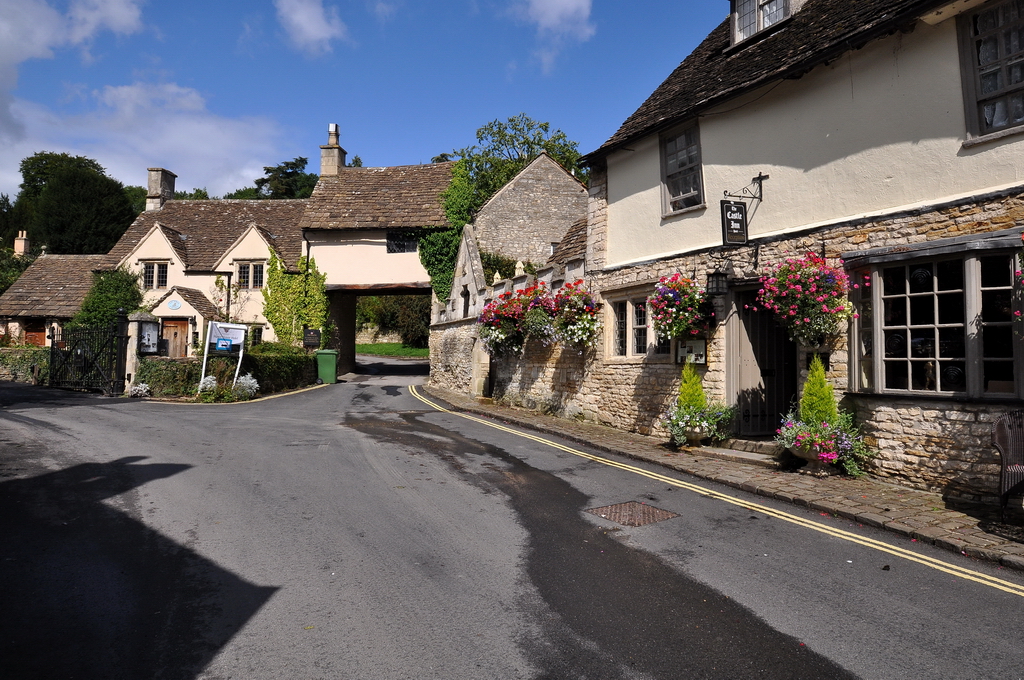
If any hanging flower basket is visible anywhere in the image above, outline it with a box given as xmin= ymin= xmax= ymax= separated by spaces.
xmin=648 ymin=274 xmax=709 ymax=340
xmin=477 ymin=284 xmax=556 ymax=355
xmin=553 ymin=280 xmax=601 ymax=348
xmin=756 ymin=253 xmax=856 ymax=346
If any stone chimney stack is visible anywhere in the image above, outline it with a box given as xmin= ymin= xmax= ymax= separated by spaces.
xmin=320 ymin=123 xmax=347 ymax=176
xmin=146 ymin=168 xmax=177 ymax=211
xmin=13 ymin=231 xmax=28 ymax=257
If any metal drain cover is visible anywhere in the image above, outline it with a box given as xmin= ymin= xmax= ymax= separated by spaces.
xmin=585 ymin=501 xmax=679 ymax=527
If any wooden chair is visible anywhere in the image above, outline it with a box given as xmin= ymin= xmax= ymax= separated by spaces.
xmin=993 ymin=411 xmax=1024 ymax=522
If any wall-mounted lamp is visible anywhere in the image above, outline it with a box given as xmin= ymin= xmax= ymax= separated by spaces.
xmin=706 ymin=270 xmax=730 ymax=296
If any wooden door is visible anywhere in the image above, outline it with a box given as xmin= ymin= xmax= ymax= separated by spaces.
xmin=734 ymin=290 xmax=797 ymax=437
xmin=23 ymin=319 xmax=46 ymax=347
xmin=162 ymin=320 xmax=189 ymax=358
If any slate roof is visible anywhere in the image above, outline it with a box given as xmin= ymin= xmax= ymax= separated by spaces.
xmin=299 ymin=163 xmax=454 ymax=230
xmin=0 ymin=254 xmax=107 ymax=319
xmin=586 ymin=0 xmax=948 ymax=161
xmin=548 ymin=217 xmax=588 ymax=266
xmin=106 ymin=199 xmax=308 ymax=272
xmin=152 ymin=286 xmax=221 ymax=320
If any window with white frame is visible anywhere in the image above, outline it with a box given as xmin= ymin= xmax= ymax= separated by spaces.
xmin=851 ymin=251 xmax=1020 ymax=397
xmin=609 ymin=297 xmax=672 ymax=358
xmin=142 ymin=262 xmax=168 ymax=290
xmin=236 ymin=262 xmax=265 ymax=289
xmin=733 ymin=0 xmax=789 ymax=43
xmin=662 ymin=123 xmax=704 ymax=214
xmin=958 ymin=0 xmax=1024 ymax=138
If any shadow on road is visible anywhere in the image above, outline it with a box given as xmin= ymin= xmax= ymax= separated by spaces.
xmin=354 ymin=355 xmax=429 ymax=378
xmin=0 ymin=455 xmax=278 ymax=680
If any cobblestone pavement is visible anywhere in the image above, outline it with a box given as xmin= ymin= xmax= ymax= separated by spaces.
xmin=422 ymin=385 xmax=1024 ymax=573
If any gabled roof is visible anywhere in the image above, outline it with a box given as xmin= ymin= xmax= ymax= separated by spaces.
xmin=0 ymin=254 xmax=107 ymax=319
xmin=299 ymin=163 xmax=454 ymax=230
xmin=107 ymin=199 xmax=307 ymax=272
xmin=548 ymin=217 xmax=588 ymax=266
xmin=586 ymin=0 xmax=948 ymax=161
xmin=151 ymin=286 xmax=221 ymax=320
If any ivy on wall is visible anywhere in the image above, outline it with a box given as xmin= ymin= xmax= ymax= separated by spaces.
xmin=419 ymin=160 xmax=473 ymax=301
xmin=262 ymin=252 xmax=329 ymax=346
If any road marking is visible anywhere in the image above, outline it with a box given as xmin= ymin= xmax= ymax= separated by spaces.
xmin=409 ymin=385 xmax=1024 ymax=598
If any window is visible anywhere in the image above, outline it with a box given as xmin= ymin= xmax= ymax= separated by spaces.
xmin=662 ymin=124 xmax=704 ymax=214
xmin=853 ymin=252 xmax=1020 ymax=397
xmin=734 ymin=0 xmax=789 ymax=43
xmin=142 ymin=262 xmax=168 ymax=290
xmin=610 ymin=297 xmax=672 ymax=358
xmin=958 ymin=0 xmax=1024 ymax=138
xmin=236 ymin=262 xmax=265 ymax=289
xmin=386 ymin=231 xmax=419 ymax=254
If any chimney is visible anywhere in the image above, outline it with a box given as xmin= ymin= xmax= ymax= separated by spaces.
xmin=146 ymin=168 xmax=177 ymax=210
xmin=13 ymin=231 xmax=28 ymax=257
xmin=320 ymin=123 xmax=347 ymax=176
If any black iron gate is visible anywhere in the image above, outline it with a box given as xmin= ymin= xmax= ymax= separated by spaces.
xmin=49 ymin=314 xmax=130 ymax=395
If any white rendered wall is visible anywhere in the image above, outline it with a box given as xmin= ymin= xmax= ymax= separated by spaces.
xmin=306 ymin=230 xmax=431 ymax=286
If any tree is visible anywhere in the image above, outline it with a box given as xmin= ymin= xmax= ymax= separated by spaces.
xmin=356 ymin=295 xmax=431 ymax=348
xmin=174 ymin=187 xmax=210 ymax=200
xmin=348 ymin=155 xmax=363 ymax=167
xmin=418 ymin=159 xmax=474 ymax=300
xmin=433 ymin=113 xmax=586 ymax=215
xmin=122 ymin=185 xmax=148 ymax=216
xmin=18 ymin=152 xmax=106 ymax=202
xmin=254 ymin=157 xmax=318 ymax=199
xmin=0 ymin=248 xmax=34 ymax=297
xmin=33 ymin=165 xmax=136 ymax=254
xmin=70 ymin=268 xmax=143 ymax=327
xmin=223 ymin=186 xmax=260 ymax=200
xmin=262 ymin=253 xmax=329 ymax=345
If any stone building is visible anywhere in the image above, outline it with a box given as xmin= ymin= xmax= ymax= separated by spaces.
xmin=451 ymin=0 xmax=1024 ymax=503
xmin=429 ymin=152 xmax=587 ymax=396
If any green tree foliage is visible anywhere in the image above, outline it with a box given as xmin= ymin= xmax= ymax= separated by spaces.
xmin=799 ymin=355 xmax=838 ymax=425
xmin=262 ymin=252 xmax=328 ymax=345
xmin=122 ymin=185 xmax=148 ymax=215
xmin=254 ymin=157 xmax=319 ymax=199
xmin=0 ymin=248 xmax=34 ymax=297
xmin=480 ymin=251 xmax=537 ymax=285
xmin=355 ymin=295 xmax=431 ymax=348
xmin=223 ymin=186 xmax=260 ymax=199
xmin=70 ymin=268 xmax=143 ymax=327
xmin=174 ymin=187 xmax=210 ymax=200
xmin=18 ymin=152 xmax=105 ymax=201
xmin=433 ymin=113 xmax=586 ymax=215
xmin=418 ymin=160 xmax=475 ymax=300
xmin=34 ymin=165 xmax=136 ymax=254
xmin=348 ymin=155 xmax=363 ymax=167
xmin=677 ymin=361 xmax=708 ymax=411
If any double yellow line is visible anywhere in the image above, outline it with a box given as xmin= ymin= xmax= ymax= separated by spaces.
xmin=409 ymin=385 xmax=1024 ymax=598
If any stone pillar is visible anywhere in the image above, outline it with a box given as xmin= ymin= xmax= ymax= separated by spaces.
xmin=328 ymin=291 xmax=357 ymax=374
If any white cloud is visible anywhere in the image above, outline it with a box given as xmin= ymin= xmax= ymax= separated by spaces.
xmin=523 ymin=0 xmax=594 ymax=40
xmin=0 ymin=0 xmax=144 ymax=141
xmin=274 ymin=0 xmax=348 ymax=56
xmin=370 ymin=1 xmax=397 ymax=22
xmin=0 ymin=82 xmax=287 ymax=197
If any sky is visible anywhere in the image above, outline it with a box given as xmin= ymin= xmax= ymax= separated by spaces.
xmin=0 ymin=1 xmax=727 ymax=198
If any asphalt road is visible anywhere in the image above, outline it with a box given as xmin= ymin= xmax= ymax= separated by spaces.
xmin=2 ymin=358 xmax=1023 ymax=679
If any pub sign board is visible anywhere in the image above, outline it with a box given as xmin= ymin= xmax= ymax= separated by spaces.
xmin=721 ymin=200 xmax=748 ymax=245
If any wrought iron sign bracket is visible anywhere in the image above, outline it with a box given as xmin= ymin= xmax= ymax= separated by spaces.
xmin=723 ymin=172 xmax=769 ymax=202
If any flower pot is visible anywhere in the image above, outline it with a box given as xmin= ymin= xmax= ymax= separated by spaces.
xmin=678 ymin=426 xmax=707 ymax=446
xmin=788 ymin=445 xmax=834 ymax=476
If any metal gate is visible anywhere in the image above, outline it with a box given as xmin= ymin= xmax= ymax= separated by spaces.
xmin=49 ymin=315 xmax=130 ymax=395
xmin=734 ymin=290 xmax=797 ymax=437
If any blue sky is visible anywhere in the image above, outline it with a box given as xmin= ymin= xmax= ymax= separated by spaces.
xmin=0 ymin=1 xmax=726 ymax=197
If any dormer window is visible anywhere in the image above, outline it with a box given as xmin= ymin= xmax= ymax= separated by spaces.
xmin=734 ymin=0 xmax=789 ymax=43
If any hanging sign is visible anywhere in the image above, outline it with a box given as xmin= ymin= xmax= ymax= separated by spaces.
xmin=721 ymin=200 xmax=748 ymax=245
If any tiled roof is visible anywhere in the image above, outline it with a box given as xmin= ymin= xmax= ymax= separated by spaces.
xmin=587 ymin=0 xmax=947 ymax=160
xmin=152 ymin=286 xmax=221 ymax=320
xmin=106 ymin=199 xmax=308 ymax=273
xmin=0 ymin=254 xmax=107 ymax=319
xmin=299 ymin=163 xmax=454 ymax=230
xmin=548 ymin=217 xmax=588 ymax=265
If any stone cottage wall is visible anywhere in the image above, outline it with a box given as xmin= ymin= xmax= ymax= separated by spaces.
xmin=479 ymin=177 xmax=1024 ymax=501
xmin=429 ymin=319 xmax=478 ymax=394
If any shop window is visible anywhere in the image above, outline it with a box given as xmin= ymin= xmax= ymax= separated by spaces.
xmin=853 ymin=252 xmax=1019 ymax=397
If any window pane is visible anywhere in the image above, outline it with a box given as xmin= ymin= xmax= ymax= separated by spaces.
xmin=937 ymin=292 xmax=965 ymax=325
xmin=982 ymin=289 xmax=1013 ymax=322
xmin=939 ymin=362 xmax=967 ymax=391
xmin=911 ymin=329 xmax=935 ymax=357
xmin=252 ymin=264 xmax=264 ymax=289
xmin=884 ymin=298 xmax=907 ymax=326
xmin=985 ymin=361 xmax=1017 ymax=392
xmin=737 ymin=0 xmax=756 ymax=39
xmin=909 ymin=296 xmax=934 ymax=325
xmin=633 ymin=301 xmax=647 ymax=354
xmin=983 ymin=324 xmax=1014 ymax=357
xmin=908 ymin=264 xmax=933 ymax=293
xmin=936 ymin=259 xmax=964 ymax=290
xmin=884 ymin=329 xmax=907 ymax=357
xmin=143 ymin=263 xmax=154 ymax=289
xmin=238 ymin=264 xmax=250 ymax=288
xmin=157 ymin=263 xmax=167 ymax=289
xmin=912 ymin=361 xmax=938 ymax=390
xmin=885 ymin=361 xmax=908 ymax=389
xmin=762 ymin=0 xmax=786 ymax=27
xmin=614 ymin=302 xmax=626 ymax=356
xmin=882 ymin=267 xmax=905 ymax=295
xmin=981 ymin=255 xmax=1012 ymax=287
xmin=939 ymin=327 xmax=966 ymax=358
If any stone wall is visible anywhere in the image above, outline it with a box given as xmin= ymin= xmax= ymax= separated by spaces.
xmin=429 ymin=319 xmax=479 ymax=394
xmin=476 ymin=181 xmax=1024 ymax=501
xmin=473 ymin=154 xmax=587 ymax=265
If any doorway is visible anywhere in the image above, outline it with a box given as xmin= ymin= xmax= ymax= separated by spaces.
xmin=162 ymin=319 xmax=189 ymax=358
xmin=733 ymin=290 xmax=797 ymax=437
